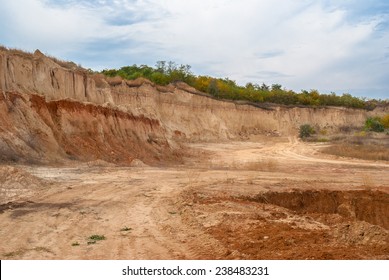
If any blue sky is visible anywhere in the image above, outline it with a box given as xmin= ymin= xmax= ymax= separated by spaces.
xmin=0 ymin=0 xmax=388 ymax=99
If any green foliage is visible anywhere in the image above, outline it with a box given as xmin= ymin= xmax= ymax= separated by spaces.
xmin=87 ymin=234 xmax=106 ymax=244
xmin=208 ymin=79 xmax=219 ymax=97
xmin=299 ymin=124 xmax=316 ymax=139
xmin=364 ymin=117 xmax=384 ymax=132
xmin=100 ymin=62 xmax=379 ymax=109
xmin=102 ymin=61 xmax=193 ymax=86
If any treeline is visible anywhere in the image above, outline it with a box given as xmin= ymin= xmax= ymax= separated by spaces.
xmin=101 ymin=61 xmax=381 ymax=109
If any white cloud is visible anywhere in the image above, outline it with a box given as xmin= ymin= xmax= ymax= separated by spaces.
xmin=0 ymin=0 xmax=98 ymax=50
xmin=127 ymin=0 xmax=385 ymax=94
xmin=0 ymin=0 xmax=387 ymax=98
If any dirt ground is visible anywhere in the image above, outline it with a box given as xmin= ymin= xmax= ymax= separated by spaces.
xmin=0 ymin=136 xmax=388 ymax=259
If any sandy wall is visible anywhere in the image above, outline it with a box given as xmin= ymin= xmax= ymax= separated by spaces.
xmin=0 ymin=48 xmax=387 ymax=163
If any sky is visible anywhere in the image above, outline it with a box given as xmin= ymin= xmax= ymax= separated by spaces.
xmin=0 ymin=0 xmax=388 ymax=99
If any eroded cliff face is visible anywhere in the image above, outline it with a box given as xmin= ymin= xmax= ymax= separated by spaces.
xmin=0 ymin=48 xmax=386 ymax=164
xmin=0 ymin=91 xmax=171 ymax=164
xmin=109 ymin=83 xmax=376 ymax=140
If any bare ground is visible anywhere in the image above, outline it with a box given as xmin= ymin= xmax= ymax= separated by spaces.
xmin=0 ymin=136 xmax=388 ymax=259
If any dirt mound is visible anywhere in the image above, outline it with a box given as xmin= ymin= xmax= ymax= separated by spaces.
xmin=251 ymin=189 xmax=389 ymax=230
xmin=130 ymin=159 xmax=148 ymax=167
xmin=0 ymin=166 xmax=45 ymax=204
xmin=334 ymin=221 xmax=388 ymax=246
xmin=179 ymin=186 xmax=389 ymax=259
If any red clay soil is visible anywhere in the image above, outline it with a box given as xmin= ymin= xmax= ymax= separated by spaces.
xmin=185 ymin=190 xmax=389 ymax=259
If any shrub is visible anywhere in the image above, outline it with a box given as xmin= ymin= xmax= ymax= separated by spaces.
xmin=364 ymin=117 xmax=384 ymax=132
xmin=299 ymin=124 xmax=315 ymax=139
xmin=87 ymin=234 xmax=106 ymax=245
xmin=88 ymin=235 xmax=106 ymax=241
xmin=381 ymin=114 xmax=389 ymax=129
xmin=120 ymin=227 xmax=132 ymax=232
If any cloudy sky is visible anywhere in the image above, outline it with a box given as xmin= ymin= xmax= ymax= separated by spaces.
xmin=0 ymin=0 xmax=388 ymax=99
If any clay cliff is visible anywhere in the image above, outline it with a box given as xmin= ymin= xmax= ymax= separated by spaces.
xmin=0 ymin=47 xmax=386 ymax=164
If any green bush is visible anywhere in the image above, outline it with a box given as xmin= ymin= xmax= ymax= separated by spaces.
xmin=365 ymin=117 xmax=384 ymax=132
xmin=299 ymin=124 xmax=315 ymax=139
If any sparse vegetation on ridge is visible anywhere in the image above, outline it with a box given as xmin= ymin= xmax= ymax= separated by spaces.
xmin=0 ymin=45 xmax=85 ymax=72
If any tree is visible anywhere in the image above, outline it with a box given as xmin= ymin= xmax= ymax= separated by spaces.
xmin=167 ymin=61 xmax=177 ymax=74
xmin=245 ymin=82 xmax=255 ymax=90
xmin=151 ymin=72 xmax=169 ymax=85
xmin=260 ymin=83 xmax=270 ymax=91
xmin=271 ymin=84 xmax=282 ymax=91
xmin=195 ymin=76 xmax=212 ymax=92
xmin=208 ymin=79 xmax=219 ymax=97
xmin=155 ymin=61 xmax=166 ymax=73
xmin=101 ymin=68 xmax=118 ymax=77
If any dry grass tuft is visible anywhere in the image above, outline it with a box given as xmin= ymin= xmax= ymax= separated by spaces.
xmin=0 ymin=46 xmax=33 ymax=58
xmin=322 ymin=133 xmax=389 ymax=161
xmin=242 ymin=159 xmax=278 ymax=172
xmin=0 ymin=45 xmax=84 ymax=71
xmin=48 ymin=55 xmax=83 ymax=71
xmin=322 ymin=143 xmax=389 ymax=161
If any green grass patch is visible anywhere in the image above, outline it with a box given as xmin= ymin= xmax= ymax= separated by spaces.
xmin=87 ymin=234 xmax=106 ymax=245
xmin=88 ymin=234 xmax=106 ymax=241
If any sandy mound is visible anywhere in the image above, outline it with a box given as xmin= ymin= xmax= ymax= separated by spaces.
xmin=0 ymin=166 xmax=45 ymax=204
xmin=130 ymin=159 xmax=148 ymax=167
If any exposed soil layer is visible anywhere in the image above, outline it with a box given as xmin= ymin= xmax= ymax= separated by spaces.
xmin=183 ymin=189 xmax=388 ymax=260
xmin=1 ymin=91 xmax=176 ymax=165
xmin=250 ymin=190 xmax=389 ymax=230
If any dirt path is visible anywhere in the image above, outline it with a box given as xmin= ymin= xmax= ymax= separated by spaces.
xmin=1 ymin=137 xmax=388 ymax=259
